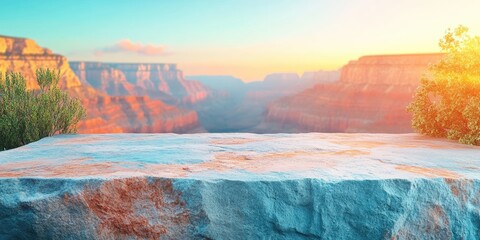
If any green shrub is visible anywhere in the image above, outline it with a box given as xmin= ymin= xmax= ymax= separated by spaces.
xmin=408 ymin=26 xmax=480 ymax=145
xmin=0 ymin=69 xmax=86 ymax=150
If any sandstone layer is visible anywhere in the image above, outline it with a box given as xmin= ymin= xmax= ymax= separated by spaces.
xmin=0 ymin=36 xmax=82 ymax=90
xmin=265 ymin=54 xmax=444 ymax=133
xmin=0 ymin=133 xmax=479 ymax=239
xmin=0 ymin=36 xmax=201 ymax=133
xmin=70 ymin=62 xmax=209 ymax=104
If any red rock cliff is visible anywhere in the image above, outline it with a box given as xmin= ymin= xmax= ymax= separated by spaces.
xmin=70 ymin=62 xmax=209 ymax=104
xmin=0 ymin=36 xmax=82 ymax=90
xmin=0 ymin=36 xmax=201 ymax=133
xmin=265 ymin=54 xmax=444 ymax=133
xmin=339 ymin=54 xmax=444 ymax=85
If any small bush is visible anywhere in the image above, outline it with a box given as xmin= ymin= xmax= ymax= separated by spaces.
xmin=408 ymin=26 xmax=480 ymax=145
xmin=0 ymin=69 xmax=86 ymax=150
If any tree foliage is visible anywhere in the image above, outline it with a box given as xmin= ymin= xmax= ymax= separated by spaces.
xmin=0 ymin=69 xmax=86 ymax=150
xmin=408 ymin=26 xmax=480 ymax=145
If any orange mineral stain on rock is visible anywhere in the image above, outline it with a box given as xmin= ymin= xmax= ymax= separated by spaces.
xmin=332 ymin=140 xmax=386 ymax=149
xmin=427 ymin=205 xmax=450 ymax=234
xmin=136 ymin=149 xmax=350 ymax=177
xmin=0 ymin=158 xmax=125 ymax=178
xmin=333 ymin=149 xmax=370 ymax=156
xmin=444 ymin=178 xmax=473 ymax=204
xmin=1 ymin=134 xmax=477 ymax=180
xmin=201 ymin=150 xmax=362 ymax=173
xmin=0 ymin=146 xmax=369 ymax=178
xmin=51 ymin=135 xmax=120 ymax=145
xmin=210 ymin=137 xmax=267 ymax=145
xmin=81 ymin=178 xmax=189 ymax=239
xmin=214 ymin=152 xmax=253 ymax=161
xmin=392 ymin=204 xmax=451 ymax=239
xmin=395 ymin=165 xmax=462 ymax=178
xmin=0 ymin=159 xmax=57 ymax=177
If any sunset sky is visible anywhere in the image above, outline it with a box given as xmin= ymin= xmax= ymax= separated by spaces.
xmin=1 ymin=0 xmax=479 ymax=81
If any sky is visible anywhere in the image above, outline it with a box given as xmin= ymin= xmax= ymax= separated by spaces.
xmin=1 ymin=0 xmax=480 ymax=82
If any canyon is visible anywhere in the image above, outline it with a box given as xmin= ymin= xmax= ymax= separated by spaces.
xmin=0 ymin=35 xmax=447 ymax=134
xmin=190 ymin=71 xmax=339 ymax=132
xmin=0 ymin=133 xmax=479 ymax=239
xmin=265 ymin=54 xmax=444 ymax=133
xmin=0 ymin=36 xmax=202 ymax=133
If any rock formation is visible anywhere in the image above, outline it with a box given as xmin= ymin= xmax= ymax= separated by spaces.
xmin=70 ymin=62 xmax=209 ymax=104
xmin=265 ymin=54 xmax=444 ymax=133
xmin=189 ymin=71 xmax=339 ymax=132
xmin=0 ymin=36 xmax=82 ymax=90
xmin=77 ymin=95 xmax=200 ymax=133
xmin=0 ymin=36 xmax=201 ymax=133
xmin=0 ymin=133 xmax=478 ymax=239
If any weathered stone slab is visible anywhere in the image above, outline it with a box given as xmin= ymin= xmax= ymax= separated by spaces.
xmin=0 ymin=133 xmax=479 ymax=239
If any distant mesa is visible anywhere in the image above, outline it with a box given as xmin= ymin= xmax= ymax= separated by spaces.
xmin=265 ymin=53 xmax=444 ymax=133
xmin=340 ymin=53 xmax=444 ymax=85
xmin=70 ymin=61 xmax=209 ymax=104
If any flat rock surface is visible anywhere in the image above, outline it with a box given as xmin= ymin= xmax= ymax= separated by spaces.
xmin=0 ymin=133 xmax=478 ymax=180
xmin=1 ymin=133 xmax=479 ymax=239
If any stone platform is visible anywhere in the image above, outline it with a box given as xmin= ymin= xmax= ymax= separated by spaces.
xmin=0 ymin=133 xmax=479 ymax=239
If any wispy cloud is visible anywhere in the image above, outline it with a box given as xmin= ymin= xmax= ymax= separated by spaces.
xmin=95 ymin=39 xmax=167 ymax=56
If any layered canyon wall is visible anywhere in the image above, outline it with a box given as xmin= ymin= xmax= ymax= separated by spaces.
xmin=0 ymin=36 xmax=201 ymax=133
xmin=0 ymin=35 xmax=446 ymax=134
xmin=70 ymin=62 xmax=209 ymax=104
xmin=0 ymin=36 xmax=83 ymax=91
xmin=265 ymin=54 xmax=444 ymax=133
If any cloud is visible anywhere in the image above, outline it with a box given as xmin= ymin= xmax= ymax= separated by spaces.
xmin=95 ymin=39 xmax=167 ymax=56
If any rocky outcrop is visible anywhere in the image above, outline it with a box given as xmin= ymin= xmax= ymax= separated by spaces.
xmin=0 ymin=36 xmax=201 ymax=133
xmin=0 ymin=36 xmax=82 ymax=90
xmin=0 ymin=133 xmax=479 ymax=239
xmin=70 ymin=62 xmax=209 ymax=104
xmin=339 ymin=54 xmax=443 ymax=85
xmin=266 ymin=54 xmax=444 ymax=133
xmin=0 ymin=35 xmax=52 ymax=55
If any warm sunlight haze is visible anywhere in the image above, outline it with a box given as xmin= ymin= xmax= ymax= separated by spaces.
xmin=1 ymin=0 xmax=480 ymax=81
xmin=0 ymin=1 xmax=479 ymax=239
